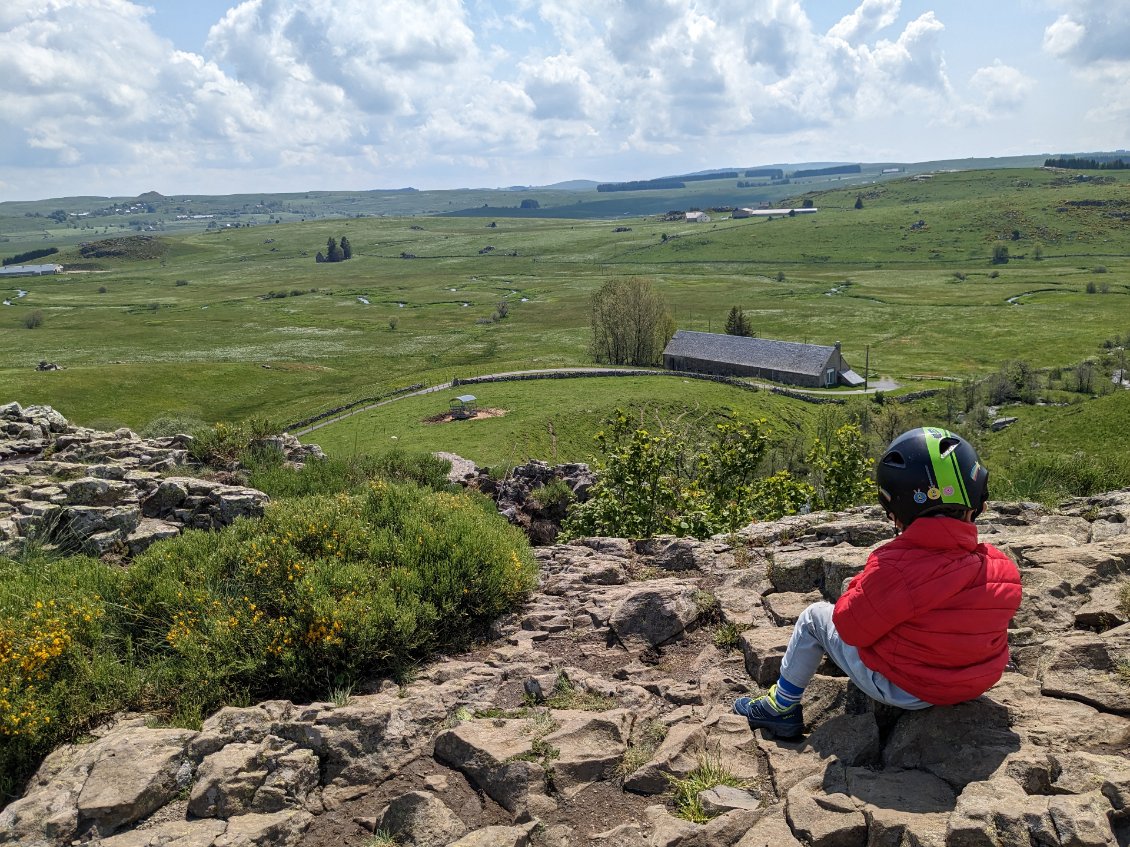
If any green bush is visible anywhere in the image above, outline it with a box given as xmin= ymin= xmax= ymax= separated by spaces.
xmin=121 ymin=482 xmax=536 ymax=711
xmin=188 ymin=418 xmax=277 ymax=465
xmin=562 ymin=411 xmax=869 ymax=540
xmin=1 ymin=480 xmax=534 ymax=801
xmin=0 ymin=551 xmax=139 ymax=801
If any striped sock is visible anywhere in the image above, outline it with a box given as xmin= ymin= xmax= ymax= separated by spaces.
xmin=771 ymin=677 xmax=804 ymax=711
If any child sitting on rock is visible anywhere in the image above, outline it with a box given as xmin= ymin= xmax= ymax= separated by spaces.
xmin=734 ymin=427 xmax=1022 ymax=738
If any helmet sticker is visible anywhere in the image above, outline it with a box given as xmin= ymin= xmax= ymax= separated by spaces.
xmin=943 ymin=486 xmax=955 ymax=497
xmin=878 ymin=486 xmax=892 ymax=502
xmin=970 ymin=462 xmax=981 ymax=481
xmin=913 ymin=489 xmax=928 ymax=504
xmin=927 ymin=487 xmax=941 ymax=500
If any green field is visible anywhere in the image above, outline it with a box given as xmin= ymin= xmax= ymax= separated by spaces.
xmin=310 ymin=376 xmax=814 ymax=469
xmin=1 ymin=166 xmax=1127 ymax=480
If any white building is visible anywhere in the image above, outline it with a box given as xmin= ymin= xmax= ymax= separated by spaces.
xmin=685 ymin=211 xmax=711 ymax=223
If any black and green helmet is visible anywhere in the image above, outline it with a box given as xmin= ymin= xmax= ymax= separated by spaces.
xmin=875 ymin=427 xmax=989 ymax=526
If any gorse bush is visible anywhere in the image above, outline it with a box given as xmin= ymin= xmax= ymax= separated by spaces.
xmin=122 ymin=482 xmax=536 ymax=711
xmin=0 ymin=478 xmax=535 ymax=802
xmin=562 ymin=411 xmax=872 ymax=539
xmin=0 ymin=551 xmax=141 ymax=801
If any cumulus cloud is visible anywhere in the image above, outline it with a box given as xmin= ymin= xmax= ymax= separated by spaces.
xmin=970 ymin=61 xmax=1034 ymax=113
xmin=1043 ymin=1 xmax=1130 ymax=64
xmin=0 ymin=0 xmax=1054 ymax=198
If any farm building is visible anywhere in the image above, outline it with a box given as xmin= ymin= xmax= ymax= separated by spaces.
xmin=685 ymin=211 xmax=710 ymax=223
xmin=0 ymin=264 xmax=62 ymax=277
xmin=662 ymin=330 xmax=864 ymax=388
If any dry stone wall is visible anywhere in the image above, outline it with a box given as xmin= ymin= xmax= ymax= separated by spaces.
xmin=3 ymin=481 xmax=1129 ymax=847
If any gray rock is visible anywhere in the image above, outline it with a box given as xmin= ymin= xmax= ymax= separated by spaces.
xmin=540 ymin=710 xmax=633 ymax=798
xmin=738 ymin=625 xmax=791 ymax=687
xmin=698 ymin=784 xmax=762 ymax=814
xmin=96 ymin=819 xmax=228 ymax=847
xmin=785 ymin=767 xmax=867 ymax=847
xmin=1034 ymin=630 xmax=1130 ymax=714
xmin=432 ymin=719 xmax=547 ymax=814
xmin=607 ymin=580 xmax=702 ymax=649
xmin=448 ymin=823 xmax=537 ymax=847
xmin=213 ymin=810 xmax=313 ymax=847
xmin=74 ymin=726 xmax=198 ymax=838
xmin=376 ymin=790 xmax=467 ymax=847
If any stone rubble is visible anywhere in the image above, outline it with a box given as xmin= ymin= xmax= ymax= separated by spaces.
xmin=2 ymin=409 xmax=1129 ymax=847
xmin=0 ymin=402 xmax=320 ymax=559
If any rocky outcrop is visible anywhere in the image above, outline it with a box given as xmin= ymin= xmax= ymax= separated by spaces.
xmin=3 ymin=470 xmax=1130 ymax=846
xmin=0 ymin=403 xmax=322 ymax=558
xmin=454 ymin=458 xmax=597 ymax=544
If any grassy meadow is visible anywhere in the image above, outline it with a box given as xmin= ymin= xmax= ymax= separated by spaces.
xmin=1 ymin=165 xmax=1128 ymax=477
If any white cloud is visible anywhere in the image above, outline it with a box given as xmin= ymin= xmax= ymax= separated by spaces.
xmin=0 ymin=0 xmax=1111 ymax=199
xmin=1043 ymin=1 xmax=1130 ymax=64
xmin=828 ymin=0 xmax=901 ymax=43
xmin=970 ymin=61 xmax=1034 ymax=114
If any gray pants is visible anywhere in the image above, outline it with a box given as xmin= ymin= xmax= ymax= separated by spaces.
xmin=780 ymin=602 xmax=932 ymax=710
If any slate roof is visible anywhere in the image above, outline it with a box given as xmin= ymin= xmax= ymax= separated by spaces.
xmin=663 ymin=330 xmax=838 ymax=376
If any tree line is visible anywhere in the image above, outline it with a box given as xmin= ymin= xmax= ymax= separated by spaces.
xmin=1044 ymin=157 xmax=1129 ymax=170
xmin=3 ymin=247 xmax=58 ymax=266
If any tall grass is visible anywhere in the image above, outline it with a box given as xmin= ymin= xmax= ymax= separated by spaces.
xmin=992 ymin=451 xmax=1130 ymax=503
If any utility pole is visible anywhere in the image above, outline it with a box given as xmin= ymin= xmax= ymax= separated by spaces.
xmin=865 ymin=345 xmax=870 ymax=392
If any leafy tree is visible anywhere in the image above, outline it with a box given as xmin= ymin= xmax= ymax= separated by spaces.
xmin=520 ymin=199 xmax=540 ymax=209
xmin=992 ymin=243 xmax=1010 ymax=264
xmin=854 ymin=195 xmax=863 ymax=210
xmin=806 ymin=424 xmax=873 ymax=511
xmin=590 ymin=277 xmax=675 ymax=366
xmin=48 ymin=209 xmax=67 ymax=223
xmin=340 ymin=236 xmax=352 ymax=260
xmin=315 ymin=251 xmax=326 ymax=263
xmin=724 ymin=306 xmax=751 ymax=337
xmin=326 ymin=237 xmax=345 ymax=262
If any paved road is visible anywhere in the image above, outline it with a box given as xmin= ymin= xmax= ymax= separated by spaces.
xmin=294 ymin=369 xmax=900 ymax=436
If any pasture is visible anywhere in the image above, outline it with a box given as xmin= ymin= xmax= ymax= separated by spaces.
xmin=1 ymin=167 xmax=1127 ymax=454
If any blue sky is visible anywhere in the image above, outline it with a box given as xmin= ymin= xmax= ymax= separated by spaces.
xmin=1 ymin=0 xmax=1127 ymax=201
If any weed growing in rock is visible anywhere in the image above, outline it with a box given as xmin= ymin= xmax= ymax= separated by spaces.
xmin=667 ymin=748 xmax=754 ymax=823
xmin=1119 ymin=582 xmax=1130 ymax=621
xmin=539 ymin=670 xmax=618 ymax=711
xmin=363 ymin=832 xmax=398 ymax=847
xmin=617 ymin=719 xmax=668 ymax=779
xmin=712 ymin=622 xmax=746 ymax=651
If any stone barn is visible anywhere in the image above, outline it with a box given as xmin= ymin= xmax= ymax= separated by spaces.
xmin=662 ymin=330 xmax=864 ymax=388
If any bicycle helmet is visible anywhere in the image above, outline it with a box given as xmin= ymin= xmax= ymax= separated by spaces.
xmin=875 ymin=427 xmax=988 ymax=527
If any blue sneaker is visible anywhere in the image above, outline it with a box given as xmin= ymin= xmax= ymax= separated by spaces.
xmin=733 ymin=689 xmax=804 ymax=738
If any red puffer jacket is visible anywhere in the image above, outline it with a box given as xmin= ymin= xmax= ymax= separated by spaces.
xmin=832 ymin=515 xmax=1021 ymax=705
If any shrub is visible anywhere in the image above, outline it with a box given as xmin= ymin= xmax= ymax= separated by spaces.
xmin=175 ymin=279 xmax=189 ymax=287
xmin=97 ymin=286 xmax=107 ymax=294
xmin=0 ymin=552 xmax=136 ymax=800
xmin=23 ymin=311 xmax=43 ymax=329
xmin=995 ymin=452 xmax=1130 ymax=503
xmin=120 ymin=482 xmax=537 ymax=711
xmin=188 ymin=418 xmax=277 ymax=466
xmin=561 ymin=411 xmax=861 ymax=540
